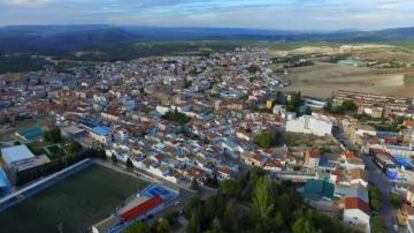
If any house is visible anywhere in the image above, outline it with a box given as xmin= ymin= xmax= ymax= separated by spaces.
xmin=407 ymin=187 xmax=414 ymax=206
xmin=334 ymin=185 xmax=369 ymax=203
xmin=343 ymin=156 xmax=365 ymax=170
xmin=263 ymin=159 xmax=283 ymax=172
xmin=398 ymin=203 xmax=414 ymax=226
xmin=89 ymin=126 xmax=112 ymax=145
xmin=1 ymin=145 xmax=50 ymax=183
xmin=343 ymin=197 xmax=371 ymax=233
xmin=286 ymin=115 xmax=333 ymax=136
xmin=217 ymin=167 xmax=232 ymax=181
xmin=347 ymin=168 xmax=368 ymax=187
xmin=305 ymin=148 xmax=320 ymax=172
xmin=301 ymin=179 xmax=334 ymax=201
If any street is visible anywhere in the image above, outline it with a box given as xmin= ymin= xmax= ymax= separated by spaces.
xmin=333 ymin=126 xmax=396 ymax=232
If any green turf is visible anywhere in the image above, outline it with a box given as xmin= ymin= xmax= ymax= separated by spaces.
xmin=0 ymin=164 xmax=149 ymax=233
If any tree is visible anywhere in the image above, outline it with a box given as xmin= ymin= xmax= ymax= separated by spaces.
xmin=126 ymin=158 xmax=134 ymax=170
xmin=371 ymin=216 xmax=388 ymax=233
xmin=156 ymin=218 xmax=171 ymax=233
xmin=111 ymin=153 xmax=118 ymax=164
xmin=67 ymin=141 xmax=82 ymax=153
xmin=187 ymin=207 xmax=201 ymax=233
xmin=290 ymin=92 xmax=302 ymax=108
xmin=209 ymin=218 xmax=222 ymax=233
xmin=161 ymin=111 xmax=191 ymax=124
xmin=390 ymin=193 xmax=401 ymax=209
xmin=252 ymin=177 xmax=273 ymax=220
xmin=190 ymin=178 xmax=200 ymax=190
xmin=292 ymin=217 xmax=321 ymax=233
xmin=44 ymin=128 xmax=62 ymax=143
xmin=220 ymin=179 xmax=241 ymax=199
xmin=254 ymin=131 xmax=282 ymax=149
xmin=336 ymin=100 xmax=358 ymax=114
xmin=125 ymin=221 xmax=149 ymax=233
xmin=183 ymin=196 xmax=202 ymax=218
xmin=370 ymin=198 xmax=383 ymax=211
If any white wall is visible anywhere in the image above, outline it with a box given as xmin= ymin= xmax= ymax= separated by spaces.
xmin=286 ymin=115 xmax=332 ymax=137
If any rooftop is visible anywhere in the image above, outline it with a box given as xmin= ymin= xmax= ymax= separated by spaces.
xmin=302 ymin=179 xmax=334 ymax=201
xmin=344 ymin=197 xmax=370 ymax=215
xmin=16 ymin=127 xmax=44 ymax=141
xmin=92 ymin=126 xmax=111 ymax=136
xmin=1 ymin=145 xmax=35 ymax=166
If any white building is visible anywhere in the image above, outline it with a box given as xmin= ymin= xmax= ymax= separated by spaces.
xmin=343 ymin=197 xmax=371 ymax=233
xmin=286 ymin=115 xmax=333 ymax=137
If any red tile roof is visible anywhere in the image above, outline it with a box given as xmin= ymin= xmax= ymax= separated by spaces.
xmin=344 ymin=197 xmax=370 ymax=215
xmin=121 ymin=196 xmax=163 ymax=222
xmin=308 ymin=148 xmax=320 ymax=158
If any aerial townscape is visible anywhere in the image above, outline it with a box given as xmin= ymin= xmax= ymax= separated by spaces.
xmin=4 ymin=1 xmax=414 ymax=233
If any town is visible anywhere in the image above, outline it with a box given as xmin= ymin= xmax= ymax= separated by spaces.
xmin=1 ymin=47 xmax=414 ymax=233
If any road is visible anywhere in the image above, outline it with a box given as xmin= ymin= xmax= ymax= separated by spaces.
xmin=333 ymin=126 xmax=396 ymax=232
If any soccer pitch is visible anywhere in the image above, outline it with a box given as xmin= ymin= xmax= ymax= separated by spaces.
xmin=0 ymin=164 xmax=149 ymax=233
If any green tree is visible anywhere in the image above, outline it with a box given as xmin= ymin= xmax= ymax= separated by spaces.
xmin=190 ymin=178 xmax=200 ymax=190
xmin=126 ymin=158 xmax=134 ymax=170
xmin=337 ymin=100 xmax=358 ymax=114
xmin=183 ymin=196 xmax=202 ymax=218
xmin=254 ymin=131 xmax=282 ymax=148
xmin=125 ymin=221 xmax=150 ymax=233
xmin=67 ymin=141 xmax=82 ymax=153
xmin=371 ymin=216 xmax=388 ymax=233
xmin=252 ymin=177 xmax=273 ymax=220
xmin=290 ymin=92 xmax=302 ymax=108
xmin=209 ymin=217 xmax=222 ymax=233
xmin=292 ymin=217 xmax=321 ymax=233
xmin=156 ymin=218 xmax=171 ymax=233
xmin=271 ymin=211 xmax=284 ymax=230
xmin=390 ymin=193 xmax=401 ymax=209
xmin=187 ymin=207 xmax=201 ymax=233
xmin=220 ymin=179 xmax=241 ymax=199
xmin=111 ymin=153 xmax=118 ymax=164
xmin=44 ymin=128 xmax=62 ymax=143
xmin=370 ymin=198 xmax=383 ymax=211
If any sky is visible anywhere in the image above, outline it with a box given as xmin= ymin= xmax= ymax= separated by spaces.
xmin=1 ymin=0 xmax=414 ymax=30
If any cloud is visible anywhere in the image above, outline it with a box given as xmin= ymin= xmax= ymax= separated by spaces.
xmin=1 ymin=0 xmax=414 ymax=30
xmin=0 ymin=0 xmax=52 ymax=6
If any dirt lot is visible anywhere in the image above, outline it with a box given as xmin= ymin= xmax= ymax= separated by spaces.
xmin=271 ymin=44 xmax=414 ymax=98
xmin=283 ymin=62 xmax=414 ymax=98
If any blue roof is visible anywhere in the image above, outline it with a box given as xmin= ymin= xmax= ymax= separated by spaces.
xmin=394 ymin=156 xmax=413 ymax=169
xmin=0 ymin=167 xmax=11 ymax=193
xmin=17 ymin=127 xmax=44 ymax=140
xmin=92 ymin=126 xmax=111 ymax=136
xmin=79 ymin=119 xmax=99 ymax=129
xmin=302 ymin=179 xmax=334 ymax=201
xmin=334 ymin=186 xmax=369 ymax=203
xmin=1 ymin=145 xmax=35 ymax=166
xmin=319 ymin=158 xmax=336 ymax=168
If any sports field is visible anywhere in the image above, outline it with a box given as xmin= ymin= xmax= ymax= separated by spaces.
xmin=0 ymin=164 xmax=149 ymax=233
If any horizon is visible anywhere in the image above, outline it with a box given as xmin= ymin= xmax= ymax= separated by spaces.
xmin=0 ymin=23 xmax=412 ymax=34
xmin=1 ymin=0 xmax=414 ymax=30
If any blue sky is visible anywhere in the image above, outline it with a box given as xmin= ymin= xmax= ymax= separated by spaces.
xmin=1 ymin=0 xmax=414 ymax=30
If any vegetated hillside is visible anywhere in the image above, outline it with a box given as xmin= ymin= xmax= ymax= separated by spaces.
xmin=0 ymin=26 xmax=137 ymax=54
xmin=3 ymin=25 xmax=414 ymax=56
